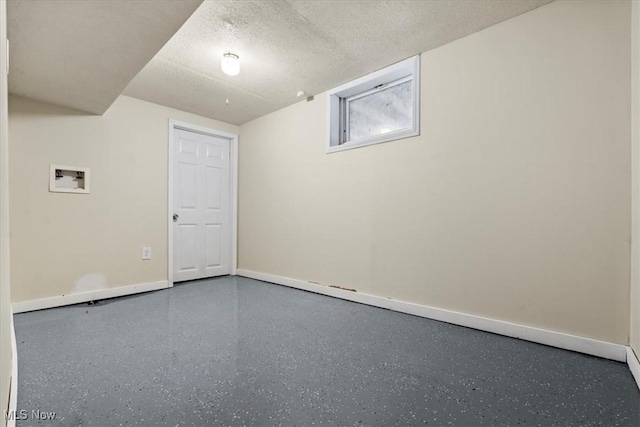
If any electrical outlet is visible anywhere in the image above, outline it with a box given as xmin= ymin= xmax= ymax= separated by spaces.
xmin=142 ymin=247 xmax=151 ymax=260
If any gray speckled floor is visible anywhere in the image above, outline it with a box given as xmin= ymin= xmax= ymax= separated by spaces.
xmin=14 ymin=276 xmax=640 ymax=426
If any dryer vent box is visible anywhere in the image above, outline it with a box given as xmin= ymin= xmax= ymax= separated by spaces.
xmin=49 ymin=165 xmax=90 ymax=194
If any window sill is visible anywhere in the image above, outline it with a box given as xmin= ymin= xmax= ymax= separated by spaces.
xmin=326 ymin=128 xmax=420 ymax=154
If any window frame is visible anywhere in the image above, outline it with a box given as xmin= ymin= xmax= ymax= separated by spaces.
xmin=327 ymin=55 xmax=420 ymax=154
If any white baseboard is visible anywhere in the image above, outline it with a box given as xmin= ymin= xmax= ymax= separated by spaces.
xmin=7 ymin=309 xmax=17 ymax=427
xmin=11 ymin=280 xmax=169 ymax=314
xmin=236 ymin=269 xmax=627 ymax=362
xmin=628 ymin=347 xmax=640 ymax=390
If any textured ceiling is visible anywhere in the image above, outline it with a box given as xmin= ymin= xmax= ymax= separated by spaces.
xmin=7 ymin=0 xmax=202 ymax=114
xmin=123 ymin=0 xmax=553 ymax=125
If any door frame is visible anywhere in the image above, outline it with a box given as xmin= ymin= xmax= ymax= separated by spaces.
xmin=167 ymin=119 xmax=238 ymax=287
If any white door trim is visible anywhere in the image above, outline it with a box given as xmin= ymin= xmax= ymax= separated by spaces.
xmin=168 ymin=119 xmax=238 ymax=286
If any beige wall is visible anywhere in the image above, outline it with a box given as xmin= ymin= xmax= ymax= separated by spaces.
xmin=1 ymin=0 xmax=13 ymax=417
xmin=238 ymin=0 xmax=632 ymax=344
xmin=9 ymin=95 xmax=237 ymax=303
xmin=631 ymin=0 xmax=640 ymax=357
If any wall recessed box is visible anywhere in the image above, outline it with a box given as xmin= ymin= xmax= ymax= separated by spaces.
xmin=49 ymin=165 xmax=90 ymax=194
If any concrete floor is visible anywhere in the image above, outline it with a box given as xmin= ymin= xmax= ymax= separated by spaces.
xmin=14 ymin=276 xmax=640 ymax=426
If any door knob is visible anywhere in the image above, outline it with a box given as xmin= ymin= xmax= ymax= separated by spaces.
xmin=173 ymin=214 xmax=179 ymax=222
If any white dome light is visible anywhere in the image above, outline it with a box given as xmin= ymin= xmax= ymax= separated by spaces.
xmin=221 ymin=52 xmax=240 ymax=76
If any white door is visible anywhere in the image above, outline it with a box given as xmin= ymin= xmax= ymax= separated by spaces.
xmin=173 ymin=128 xmax=231 ymax=282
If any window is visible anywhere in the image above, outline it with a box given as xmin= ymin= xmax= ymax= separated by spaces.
xmin=327 ymin=55 xmax=420 ymax=153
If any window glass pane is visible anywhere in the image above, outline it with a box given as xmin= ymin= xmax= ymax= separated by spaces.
xmin=347 ymin=79 xmax=412 ymax=142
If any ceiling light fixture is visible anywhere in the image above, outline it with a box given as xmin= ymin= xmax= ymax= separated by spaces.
xmin=221 ymin=51 xmax=240 ymax=76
